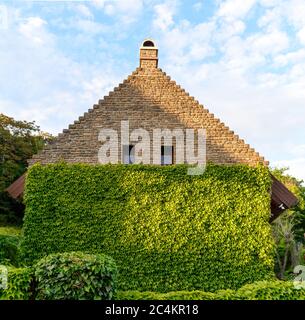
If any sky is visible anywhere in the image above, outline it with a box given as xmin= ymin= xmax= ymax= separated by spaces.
xmin=0 ymin=0 xmax=304 ymax=182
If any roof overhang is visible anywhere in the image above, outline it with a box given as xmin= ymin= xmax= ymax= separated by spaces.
xmin=269 ymin=175 xmax=299 ymax=222
xmin=5 ymin=173 xmax=26 ymax=199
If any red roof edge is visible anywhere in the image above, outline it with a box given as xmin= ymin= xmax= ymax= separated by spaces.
xmin=5 ymin=173 xmax=26 ymax=199
xmin=270 ymin=175 xmax=299 ymax=222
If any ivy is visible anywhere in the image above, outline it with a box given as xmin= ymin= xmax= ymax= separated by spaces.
xmin=21 ymin=163 xmax=275 ymax=292
xmin=0 ymin=267 xmax=34 ymax=300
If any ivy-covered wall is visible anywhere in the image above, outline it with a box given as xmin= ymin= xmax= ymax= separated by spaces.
xmin=21 ymin=163 xmax=275 ymax=292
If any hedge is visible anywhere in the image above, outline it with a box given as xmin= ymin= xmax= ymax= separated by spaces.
xmin=116 ymin=281 xmax=305 ymax=300
xmin=34 ymin=252 xmax=117 ymax=300
xmin=21 ymin=163 xmax=275 ymax=292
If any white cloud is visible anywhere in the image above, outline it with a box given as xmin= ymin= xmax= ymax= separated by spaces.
xmin=217 ymin=0 xmax=257 ymax=21
xmin=259 ymin=0 xmax=282 ymax=7
xmin=104 ymin=4 xmax=115 ymax=15
xmin=297 ymin=26 xmax=305 ymax=45
xmin=158 ymin=20 xmax=216 ymax=66
xmin=258 ymin=0 xmax=305 ymax=32
xmin=257 ymin=6 xmax=282 ymax=29
xmin=153 ymin=0 xmax=178 ymax=31
xmin=215 ymin=19 xmax=246 ymax=43
xmin=285 ymin=0 xmax=305 ymax=29
xmin=93 ymin=0 xmax=143 ymax=24
xmin=74 ymin=4 xmax=93 ymax=18
xmin=18 ymin=17 xmax=52 ymax=45
xmin=247 ymin=29 xmax=289 ymax=56
xmin=273 ymin=49 xmax=305 ymax=67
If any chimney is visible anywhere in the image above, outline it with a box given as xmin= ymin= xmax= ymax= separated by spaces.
xmin=140 ymin=39 xmax=158 ymax=69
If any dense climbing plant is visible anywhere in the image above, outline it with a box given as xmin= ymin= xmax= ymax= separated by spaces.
xmin=21 ymin=163 xmax=275 ymax=292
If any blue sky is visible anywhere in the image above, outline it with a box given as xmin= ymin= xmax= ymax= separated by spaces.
xmin=0 ymin=0 xmax=305 ymax=182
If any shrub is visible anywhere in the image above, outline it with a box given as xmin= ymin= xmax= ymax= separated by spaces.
xmin=21 ymin=163 xmax=274 ymax=292
xmin=0 ymin=235 xmax=20 ymax=266
xmin=0 ymin=267 xmax=34 ymax=300
xmin=116 ymin=281 xmax=305 ymax=300
xmin=34 ymin=252 xmax=117 ymax=300
xmin=235 ymin=280 xmax=305 ymax=300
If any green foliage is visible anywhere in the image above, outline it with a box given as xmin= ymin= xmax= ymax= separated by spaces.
xmin=272 ymin=167 xmax=305 ymax=243
xmin=235 ymin=280 xmax=305 ymax=300
xmin=117 ymin=281 xmax=305 ymax=300
xmin=0 ymin=113 xmax=53 ymax=224
xmin=0 ymin=226 xmax=22 ymax=237
xmin=34 ymin=252 xmax=117 ymax=300
xmin=0 ymin=235 xmax=20 ymax=266
xmin=0 ymin=226 xmax=22 ymax=266
xmin=0 ymin=267 xmax=34 ymax=300
xmin=272 ymin=212 xmax=304 ymax=280
xmin=271 ymin=167 xmax=305 ymax=279
xmin=116 ymin=290 xmax=220 ymax=300
xmin=21 ymin=163 xmax=275 ymax=292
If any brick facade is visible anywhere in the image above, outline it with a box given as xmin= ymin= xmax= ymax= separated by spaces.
xmin=29 ymin=39 xmax=268 ymax=166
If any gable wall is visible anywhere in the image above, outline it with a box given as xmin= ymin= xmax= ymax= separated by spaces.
xmin=29 ymin=67 xmax=268 ymax=166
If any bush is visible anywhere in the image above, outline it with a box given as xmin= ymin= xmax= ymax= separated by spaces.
xmin=21 ymin=163 xmax=274 ymax=292
xmin=116 ymin=281 xmax=305 ymax=300
xmin=34 ymin=252 xmax=117 ymax=300
xmin=0 ymin=235 xmax=20 ymax=266
xmin=235 ymin=280 xmax=305 ymax=300
xmin=0 ymin=267 xmax=34 ymax=300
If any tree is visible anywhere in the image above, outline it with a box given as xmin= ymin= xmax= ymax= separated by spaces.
xmin=0 ymin=113 xmax=53 ymax=224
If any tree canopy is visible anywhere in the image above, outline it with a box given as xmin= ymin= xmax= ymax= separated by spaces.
xmin=0 ymin=113 xmax=53 ymax=224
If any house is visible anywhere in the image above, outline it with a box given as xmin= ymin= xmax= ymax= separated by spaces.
xmin=6 ymin=39 xmax=298 ymax=221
